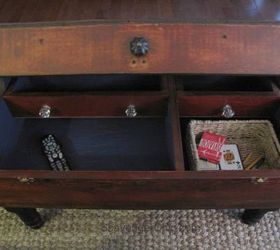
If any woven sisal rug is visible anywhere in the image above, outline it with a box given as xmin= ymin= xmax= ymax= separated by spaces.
xmin=0 ymin=208 xmax=279 ymax=249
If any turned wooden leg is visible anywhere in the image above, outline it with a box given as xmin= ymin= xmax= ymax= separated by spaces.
xmin=4 ymin=207 xmax=44 ymax=229
xmin=241 ymin=209 xmax=276 ymax=225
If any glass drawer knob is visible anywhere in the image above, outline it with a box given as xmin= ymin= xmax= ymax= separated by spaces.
xmin=39 ymin=105 xmax=51 ymax=118
xmin=130 ymin=37 xmax=149 ymax=56
xmin=125 ymin=105 xmax=137 ymax=118
xmin=222 ymin=104 xmax=235 ymax=118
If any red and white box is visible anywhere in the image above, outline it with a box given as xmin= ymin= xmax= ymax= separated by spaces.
xmin=197 ymin=131 xmax=226 ymax=164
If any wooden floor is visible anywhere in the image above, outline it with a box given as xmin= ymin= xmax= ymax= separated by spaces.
xmin=0 ymin=0 xmax=280 ymax=23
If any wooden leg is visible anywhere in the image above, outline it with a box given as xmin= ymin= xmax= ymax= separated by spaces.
xmin=241 ymin=209 xmax=276 ymax=225
xmin=4 ymin=207 xmax=44 ymax=229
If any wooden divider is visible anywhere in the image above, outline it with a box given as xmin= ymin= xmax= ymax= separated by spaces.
xmin=165 ymin=76 xmax=185 ymax=171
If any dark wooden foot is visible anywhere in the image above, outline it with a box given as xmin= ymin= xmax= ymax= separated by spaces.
xmin=5 ymin=208 xmax=44 ymax=229
xmin=241 ymin=209 xmax=275 ymax=225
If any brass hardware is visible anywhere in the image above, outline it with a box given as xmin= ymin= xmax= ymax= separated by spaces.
xmin=125 ymin=105 xmax=137 ymax=118
xmin=222 ymin=104 xmax=235 ymax=118
xmin=39 ymin=105 xmax=51 ymax=118
xmin=252 ymin=177 xmax=267 ymax=184
xmin=256 ymin=177 xmax=265 ymax=183
xmin=17 ymin=177 xmax=35 ymax=184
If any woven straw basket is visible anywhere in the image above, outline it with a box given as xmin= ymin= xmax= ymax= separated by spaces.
xmin=187 ymin=120 xmax=280 ymax=170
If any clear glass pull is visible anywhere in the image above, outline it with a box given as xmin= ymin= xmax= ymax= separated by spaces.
xmin=39 ymin=105 xmax=51 ymax=118
xmin=125 ymin=105 xmax=137 ymax=118
xmin=222 ymin=104 xmax=235 ymax=118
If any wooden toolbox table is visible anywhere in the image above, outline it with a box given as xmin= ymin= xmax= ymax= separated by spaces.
xmin=0 ymin=0 xmax=280 ymax=228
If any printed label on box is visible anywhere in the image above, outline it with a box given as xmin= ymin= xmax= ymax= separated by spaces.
xmin=197 ymin=131 xmax=226 ymax=164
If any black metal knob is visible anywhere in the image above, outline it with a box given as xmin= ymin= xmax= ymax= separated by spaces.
xmin=130 ymin=37 xmax=149 ymax=56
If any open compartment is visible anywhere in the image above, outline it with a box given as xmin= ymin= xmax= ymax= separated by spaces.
xmin=0 ymin=101 xmax=174 ymax=171
xmin=187 ymin=120 xmax=280 ymax=170
xmin=9 ymin=75 xmax=163 ymax=92
xmin=177 ymin=76 xmax=280 ymax=117
xmin=179 ymin=94 xmax=280 ymax=171
xmin=3 ymin=75 xmax=168 ymax=117
xmin=181 ymin=118 xmax=280 ymax=171
xmin=176 ymin=75 xmax=276 ymax=92
xmin=175 ymin=75 xmax=280 ymax=171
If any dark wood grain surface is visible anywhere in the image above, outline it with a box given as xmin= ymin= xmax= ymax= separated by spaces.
xmin=0 ymin=0 xmax=280 ymax=23
xmin=0 ymin=170 xmax=280 ymax=209
xmin=3 ymin=76 xmax=168 ymax=117
xmin=1 ymin=1 xmax=280 ymax=209
xmin=178 ymin=94 xmax=280 ymax=117
xmin=2 ymin=23 xmax=280 ymax=75
xmin=0 ymin=74 xmax=280 ymax=208
xmin=1 ymin=1 xmax=280 ymax=75
xmin=4 ymin=93 xmax=168 ymax=117
xmin=166 ymin=76 xmax=185 ymax=171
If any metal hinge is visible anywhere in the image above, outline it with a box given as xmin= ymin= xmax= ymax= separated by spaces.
xmin=17 ymin=177 xmax=35 ymax=184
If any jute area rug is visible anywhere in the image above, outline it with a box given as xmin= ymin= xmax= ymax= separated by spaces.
xmin=0 ymin=208 xmax=279 ymax=249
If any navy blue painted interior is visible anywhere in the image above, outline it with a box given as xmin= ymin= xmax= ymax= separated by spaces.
xmin=11 ymin=75 xmax=275 ymax=93
xmin=179 ymin=75 xmax=274 ymax=91
xmin=13 ymin=75 xmax=161 ymax=92
xmin=0 ymin=101 xmax=24 ymax=164
xmin=0 ymin=100 xmax=172 ymax=171
xmin=2 ymin=74 xmax=278 ymax=171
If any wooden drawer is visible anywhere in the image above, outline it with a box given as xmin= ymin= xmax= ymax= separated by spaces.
xmin=4 ymin=94 xmax=168 ymax=118
xmin=1 ymin=23 xmax=280 ymax=75
xmin=2 ymin=1 xmax=280 ymax=212
xmin=0 ymin=76 xmax=280 ymax=209
xmin=0 ymin=171 xmax=280 ymax=209
xmin=3 ymin=76 xmax=168 ymax=117
xmin=177 ymin=76 xmax=280 ymax=117
xmin=0 ymin=104 xmax=174 ymax=171
xmin=178 ymin=95 xmax=280 ymax=118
